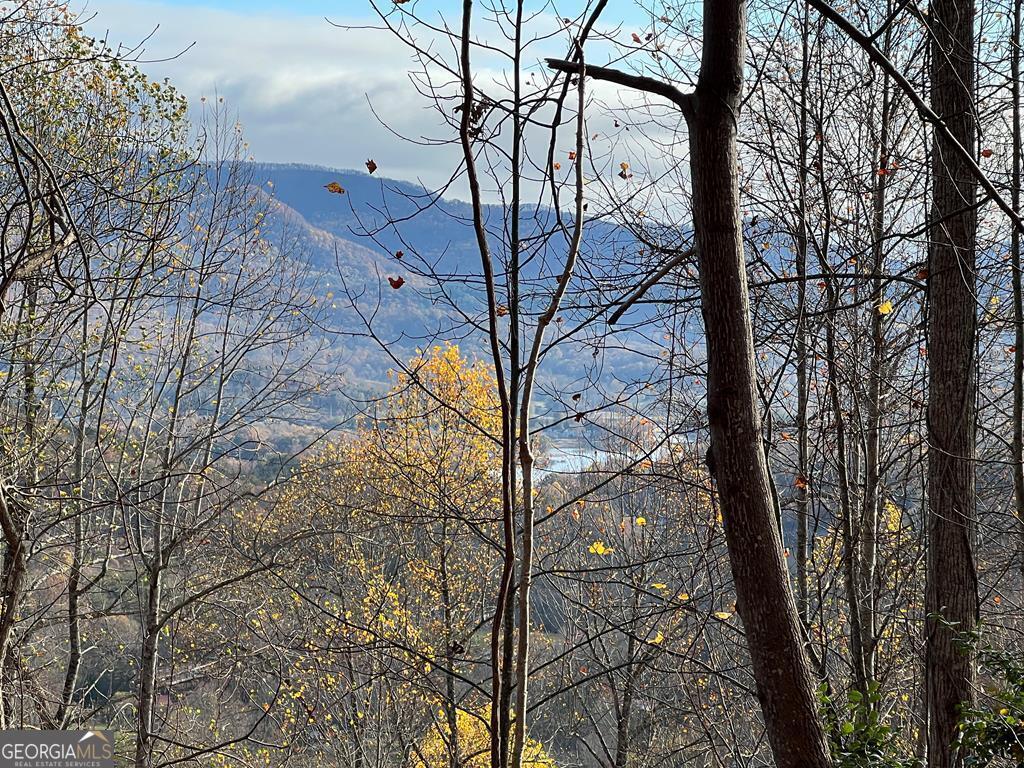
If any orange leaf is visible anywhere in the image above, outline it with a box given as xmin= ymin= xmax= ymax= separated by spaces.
xmin=324 ymin=182 xmax=345 ymax=194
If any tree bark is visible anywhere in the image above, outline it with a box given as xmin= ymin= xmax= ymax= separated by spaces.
xmin=925 ymin=0 xmax=979 ymax=762
xmin=550 ymin=4 xmax=832 ymax=767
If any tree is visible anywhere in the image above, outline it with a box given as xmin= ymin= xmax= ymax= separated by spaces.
xmin=547 ymin=3 xmax=833 ymax=765
xmin=924 ymin=0 xmax=981 ymax=762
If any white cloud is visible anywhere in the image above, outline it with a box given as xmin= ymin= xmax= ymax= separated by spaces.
xmin=81 ymin=0 xmax=462 ymax=183
xmin=78 ymin=1 xmax=688 ymax=209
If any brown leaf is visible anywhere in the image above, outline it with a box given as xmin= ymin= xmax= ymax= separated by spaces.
xmin=365 ymin=159 xmax=378 ymax=174
xmin=324 ymin=181 xmax=345 ymax=194
xmin=388 ymin=276 xmax=405 ymax=289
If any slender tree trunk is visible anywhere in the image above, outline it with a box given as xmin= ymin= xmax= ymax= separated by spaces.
xmin=821 ymin=285 xmax=868 ymax=694
xmin=613 ymin=638 xmax=635 ymax=768
xmin=549 ymin=5 xmax=831 ymax=765
xmin=134 ymin=539 xmax=162 ymax=768
xmin=925 ymin=0 xmax=979 ymax=761
xmin=794 ymin=2 xmax=813 ymax=628
xmin=1011 ymin=0 xmax=1024 ymax=589
xmin=688 ymin=4 xmax=831 ymax=765
xmin=862 ymin=63 xmax=892 ymax=690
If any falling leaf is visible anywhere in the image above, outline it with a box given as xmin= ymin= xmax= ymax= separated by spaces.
xmin=915 ymin=267 xmax=928 ymax=280
xmin=388 ymin=276 xmax=405 ymax=290
xmin=325 ymin=182 xmax=345 ymax=194
xmin=714 ymin=611 xmax=733 ymax=620
xmin=631 ymin=32 xmax=642 ymax=43
xmin=981 ymin=148 xmax=994 ymax=158
xmin=650 ymin=631 xmax=664 ymax=645
xmin=365 ymin=159 xmax=378 ymax=174
xmin=652 ymin=582 xmax=667 ymax=590
xmin=568 ymin=151 xmax=577 ymax=161
xmin=572 ymin=393 xmax=582 ymax=402
xmin=395 ymin=250 xmax=404 ymax=259
xmin=636 ymin=516 xmax=647 ymax=526
xmin=553 ymin=162 xmax=561 ymax=171
xmin=878 ymin=300 xmax=894 ymax=315
xmin=678 ymin=592 xmax=690 ymax=601
xmin=794 ymin=474 xmax=809 ymax=490
xmin=620 ymin=161 xmax=630 ymax=171
xmin=994 ymin=594 xmax=1003 ymax=605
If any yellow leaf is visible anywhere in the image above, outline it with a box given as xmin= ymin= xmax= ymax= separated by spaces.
xmin=878 ymin=300 xmax=894 ymax=315
xmin=651 ymin=631 xmax=664 ymax=645
xmin=635 ymin=516 xmax=647 ymax=526
xmin=884 ymin=500 xmax=902 ymax=532
xmin=714 ymin=611 xmax=732 ymax=620
xmin=651 ymin=582 xmax=667 ymax=590
xmin=588 ymin=540 xmax=612 ymax=556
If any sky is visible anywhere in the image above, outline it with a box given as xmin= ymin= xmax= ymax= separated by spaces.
xmin=81 ymin=0 xmax=462 ymax=185
xmin=79 ymin=0 xmax=651 ymax=190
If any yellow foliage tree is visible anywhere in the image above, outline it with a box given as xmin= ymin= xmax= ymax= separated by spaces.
xmin=411 ymin=707 xmax=556 ymax=768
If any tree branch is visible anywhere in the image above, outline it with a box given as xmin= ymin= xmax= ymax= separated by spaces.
xmin=545 ymin=59 xmax=696 ymax=119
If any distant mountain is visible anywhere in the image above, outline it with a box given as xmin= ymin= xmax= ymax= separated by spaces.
xmin=241 ymin=163 xmax=668 ymax=432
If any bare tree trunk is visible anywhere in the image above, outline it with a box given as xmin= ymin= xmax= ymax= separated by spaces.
xmin=134 ymin=547 xmax=162 ymax=768
xmin=1011 ymin=0 xmax=1024 ymax=589
xmin=613 ymin=637 xmax=636 ymax=768
xmin=862 ymin=55 xmax=892 ymax=689
xmin=551 ymin=4 xmax=831 ymax=766
xmin=691 ymin=4 xmax=830 ymax=752
xmin=794 ymin=2 xmax=813 ymax=628
xmin=0 ymin=484 xmax=25 ymax=730
xmin=925 ymin=0 xmax=979 ymax=761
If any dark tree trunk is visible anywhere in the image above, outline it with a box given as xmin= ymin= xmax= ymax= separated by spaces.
xmin=925 ymin=0 xmax=979 ymax=762
xmin=549 ymin=4 xmax=831 ymax=766
xmin=689 ymin=6 xmax=832 ymax=768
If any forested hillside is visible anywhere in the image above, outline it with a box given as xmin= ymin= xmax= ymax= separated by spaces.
xmin=2 ymin=1 xmax=1024 ymax=768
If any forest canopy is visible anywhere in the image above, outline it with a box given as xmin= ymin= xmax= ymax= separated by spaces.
xmin=1 ymin=1 xmax=1023 ymax=768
